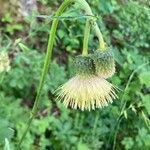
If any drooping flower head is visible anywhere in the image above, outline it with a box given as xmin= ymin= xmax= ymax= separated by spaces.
xmin=0 ymin=51 xmax=11 ymax=73
xmin=55 ymin=55 xmax=117 ymax=111
xmin=92 ymin=48 xmax=115 ymax=78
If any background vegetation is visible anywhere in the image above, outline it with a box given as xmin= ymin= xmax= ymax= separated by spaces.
xmin=0 ymin=0 xmax=150 ymax=149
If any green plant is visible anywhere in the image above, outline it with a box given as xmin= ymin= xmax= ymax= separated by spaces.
xmin=1 ymin=13 xmax=23 ymax=35
xmin=0 ymin=0 xmax=149 ymax=149
xmin=17 ymin=0 xmax=110 ymax=149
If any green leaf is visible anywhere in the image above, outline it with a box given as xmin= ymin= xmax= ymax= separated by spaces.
xmin=121 ymin=137 xmax=134 ymax=150
xmin=18 ymin=43 xmax=30 ymax=52
xmin=0 ymin=120 xmax=14 ymax=143
xmin=142 ymin=95 xmax=150 ymax=115
xmin=139 ymin=72 xmax=150 ymax=87
xmin=77 ymin=143 xmax=90 ymax=150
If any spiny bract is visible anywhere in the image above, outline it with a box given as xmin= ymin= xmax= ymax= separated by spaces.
xmin=92 ymin=49 xmax=115 ymax=78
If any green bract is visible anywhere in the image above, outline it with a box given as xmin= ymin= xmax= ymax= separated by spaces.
xmin=92 ymin=49 xmax=115 ymax=78
xmin=73 ymin=55 xmax=95 ymax=76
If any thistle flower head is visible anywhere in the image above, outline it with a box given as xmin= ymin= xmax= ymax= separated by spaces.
xmin=56 ymin=75 xmax=117 ymax=111
xmin=92 ymin=49 xmax=115 ymax=78
xmin=0 ymin=51 xmax=11 ymax=73
xmin=55 ymin=55 xmax=117 ymax=111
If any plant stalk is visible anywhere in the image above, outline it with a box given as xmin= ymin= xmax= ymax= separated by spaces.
xmin=76 ymin=0 xmax=105 ymax=50
xmin=82 ymin=19 xmax=91 ymax=56
xmin=17 ymin=0 xmax=105 ymax=148
xmin=17 ymin=0 xmax=74 ymax=149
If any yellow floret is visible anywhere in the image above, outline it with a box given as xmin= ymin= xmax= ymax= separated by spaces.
xmin=56 ymin=75 xmax=117 ymax=111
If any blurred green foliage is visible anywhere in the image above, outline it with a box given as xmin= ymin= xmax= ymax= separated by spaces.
xmin=0 ymin=0 xmax=150 ymax=150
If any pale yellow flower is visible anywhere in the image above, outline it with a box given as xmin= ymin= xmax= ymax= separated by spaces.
xmin=0 ymin=52 xmax=11 ymax=73
xmin=56 ymin=75 xmax=117 ymax=111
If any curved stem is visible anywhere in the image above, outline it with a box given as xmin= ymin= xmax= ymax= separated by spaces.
xmin=17 ymin=0 xmax=105 ymax=148
xmin=94 ymin=24 xmax=106 ymax=50
xmin=17 ymin=0 xmax=74 ymax=149
xmin=82 ymin=19 xmax=91 ymax=56
xmin=76 ymin=0 xmax=105 ymax=50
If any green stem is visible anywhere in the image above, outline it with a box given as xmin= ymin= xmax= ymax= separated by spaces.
xmin=17 ymin=0 xmax=74 ymax=149
xmin=76 ymin=0 xmax=105 ymax=50
xmin=95 ymin=24 xmax=106 ymax=50
xmin=17 ymin=0 xmax=105 ymax=148
xmin=111 ymin=62 xmax=149 ymax=150
xmin=82 ymin=19 xmax=91 ymax=56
